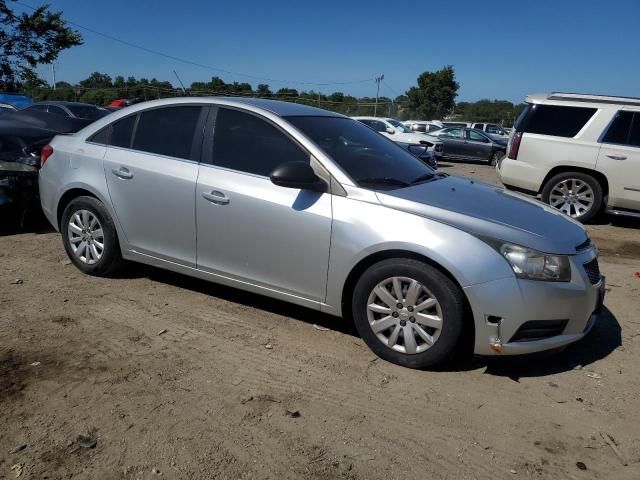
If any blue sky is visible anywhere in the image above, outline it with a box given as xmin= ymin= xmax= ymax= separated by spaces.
xmin=21 ymin=0 xmax=640 ymax=103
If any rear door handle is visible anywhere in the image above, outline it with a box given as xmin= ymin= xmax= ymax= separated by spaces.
xmin=606 ymin=154 xmax=627 ymax=160
xmin=202 ymin=190 xmax=230 ymax=205
xmin=112 ymin=167 xmax=133 ymax=179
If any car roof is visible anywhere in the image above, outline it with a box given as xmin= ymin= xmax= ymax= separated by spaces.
xmin=527 ymin=92 xmax=640 ymax=109
xmin=213 ymin=97 xmax=341 ymax=117
xmin=33 ymin=101 xmax=103 ymax=107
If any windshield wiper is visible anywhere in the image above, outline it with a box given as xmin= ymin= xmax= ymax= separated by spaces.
xmin=409 ymin=172 xmax=436 ymax=185
xmin=355 ymin=177 xmax=410 ymax=188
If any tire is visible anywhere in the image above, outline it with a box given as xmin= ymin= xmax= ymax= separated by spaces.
xmin=541 ymin=171 xmax=603 ymax=223
xmin=61 ymin=196 xmax=123 ymax=276
xmin=351 ymin=258 xmax=465 ymax=369
xmin=490 ymin=150 xmax=504 ymax=166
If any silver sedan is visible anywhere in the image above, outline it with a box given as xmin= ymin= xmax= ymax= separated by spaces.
xmin=39 ymin=98 xmax=605 ymax=369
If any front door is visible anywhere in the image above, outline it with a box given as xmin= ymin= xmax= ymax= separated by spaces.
xmin=464 ymin=129 xmax=493 ymax=161
xmin=103 ymin=105 xmax=207 ymax=266
xmin=196 ymin=107 xmax=332 ymax=302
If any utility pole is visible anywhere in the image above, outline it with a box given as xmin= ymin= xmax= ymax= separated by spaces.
xmin=51 ymin=63 xmax=56 ymax=89
xmin=374 ymin=74 xmax=384 ymax=117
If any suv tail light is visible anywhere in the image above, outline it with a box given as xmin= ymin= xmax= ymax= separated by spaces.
xmin=508 ymin=132 xmax=522 ymax=160
xmin=40 ymin=145 xmax=53 ymax=167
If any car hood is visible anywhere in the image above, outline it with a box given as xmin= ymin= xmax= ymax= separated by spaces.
xmin=375 ymin=175 xmax=588 ymax=255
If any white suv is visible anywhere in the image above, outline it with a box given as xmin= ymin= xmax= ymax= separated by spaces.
xmin=497 ymin=93 xmax=640 ymax=222
xmin=471 ymin=122 xmax=509 ymax=139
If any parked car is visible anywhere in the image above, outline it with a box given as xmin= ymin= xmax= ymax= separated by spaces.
xmin=352 ymin=116 xmax=443 ymax=158
xmin=429 ymin=127 xmax=507 ymax=165
xmin=39 ymin=97 xmax=604 ymax=369
xmin=471 ymin=122 xmax=509 ymax=139
xmin=397 ymin=142 xmax=438 ymax=169
xmin=498 ymin=92 xmax=640 ymax=222
xmin=26 ymin=101 xmax=110 ymax=121
xmin=442 ymin=121 xmax=472 ymax=128
xmin=0 ymin=103 xmax=18 ymax=114
xmin=0 ymin=92 xmax=32 ymax=109
xmin=404 ymin=120 xmax=444 ymax=133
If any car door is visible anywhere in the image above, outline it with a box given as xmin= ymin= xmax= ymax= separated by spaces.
xmin=439 ymin=127 xmax=465 ymax=157
xmin=196 ymin=106 xmax=332 ymax=302
xmin=597 ymin=110 xmax=640 ymax=211
xmin=464 ymin=129 xmax=493 ymax=160
xmin=102 ymin=104 xmax=208 ymax=266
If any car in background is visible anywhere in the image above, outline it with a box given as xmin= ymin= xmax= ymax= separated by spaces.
xmin=352 ymin=116 xmax=443 ymax=158
xmin=39 ymin=97 xmax=604 ymax=369
xmin=442 ymin=121 xmax=472 ymax=128
xmin=404 ymin=120 xmax=444 ymax=134
xmin=0 ymin=92 xmax=32 ymax=109
xmin=0 ymin=103 xmax=18 ymax=114
xmin=430 ymin=127 xmax=507 ymax=165
xmin=471 ymin=122 xmax=510 ymax=139
xmin=26 ymin=101 xmax=110 ymax=121
xmin=498 ymin=92 xmax=640 ymax=222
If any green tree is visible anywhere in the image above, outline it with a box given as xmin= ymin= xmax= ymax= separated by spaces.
xmin=0 ymin=0 xmax=82 ymax=90
xmin=256 ymin=83 xmax=271 ymax=95
xmin=79 ymin=72 xmax=112 ymax=89
xmin=406 ymin=65 xmax=459 ymax=120
xmin=113 ymin=75 xmax=125 ymax=88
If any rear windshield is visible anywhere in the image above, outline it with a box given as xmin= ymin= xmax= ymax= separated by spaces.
xmin=67 ymin=105 xmax=109 ymax=120
xmin=515 ymin=104 xmax=596 ymax=138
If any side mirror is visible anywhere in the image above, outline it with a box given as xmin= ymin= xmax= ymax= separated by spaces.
xmin=270 ymin=161 xmax=326 ymax=192
xmin=386 ymin=126 xmax=395 ymax=134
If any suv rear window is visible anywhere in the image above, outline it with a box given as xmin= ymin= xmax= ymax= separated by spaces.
xmin=516 ymin=104 xmax=596 ymax=138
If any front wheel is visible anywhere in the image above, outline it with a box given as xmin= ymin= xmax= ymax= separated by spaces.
xmin=61 ymin=196 xmax=123 ymax=276
xmin=541 ymin=172 xmax=603 ymax=223
xmin=352 ymin=258 xmax=465 ymax=369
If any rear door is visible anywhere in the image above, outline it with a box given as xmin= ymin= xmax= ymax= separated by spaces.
xmin=440 ymin=127 xmax=465 ymax=157
xmin=195 ymin=107 xmax=332 ymax=302
xmin=103 ymin=105 xmax=208 ymax=266
xmin=597 ymin=110 xmax=640 ymax=211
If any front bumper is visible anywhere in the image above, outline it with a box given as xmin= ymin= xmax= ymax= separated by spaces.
xmin=465 ymin=248 xmax=604 ymax=356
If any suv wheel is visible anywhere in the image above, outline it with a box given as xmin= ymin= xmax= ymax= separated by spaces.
xmin=541 ymin=172 xmax=603 ymax=223
xmin=61 ymin=196 xmax=123 ymax=276
xmin=352 ymin=258 xmax=464 ymax=369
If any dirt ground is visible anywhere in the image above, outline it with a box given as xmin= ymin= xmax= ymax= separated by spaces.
xmin=1 ymin=162 xmax=639 ymax=480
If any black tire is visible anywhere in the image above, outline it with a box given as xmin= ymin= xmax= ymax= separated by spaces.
xmin=352 ymin=258 xmax=465 ymax=369
xmin=490 ymin=150 xmax=504 ymax=166
xmin=541 ymin=171 xmax=603 ymax=223
xmin=61 ymin=196 xmax=123 ymax=276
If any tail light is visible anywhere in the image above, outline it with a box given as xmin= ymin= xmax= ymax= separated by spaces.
xmin=40 ymin=144 xmax=53 ymax=167
xmin=507 ymin=132 xmax=522 ymax=160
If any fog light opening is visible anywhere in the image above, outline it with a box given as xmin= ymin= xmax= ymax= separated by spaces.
xmin=486 ymin=315 xmax=504 ymax=353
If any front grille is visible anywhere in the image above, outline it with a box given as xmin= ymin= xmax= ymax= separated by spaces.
xmin=583 ymin=257 xmax=601 ymax=284
xmin=510 ymin=320 xmax=568 ymax=342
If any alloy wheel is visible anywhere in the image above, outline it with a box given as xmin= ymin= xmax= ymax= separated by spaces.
xmin=366 ymin=276 xmax=443 ymax=354
xmin=67 ymin=209 xmax=105 ymax=265
xmin=548 ymin=178 xmax=595 ymax=218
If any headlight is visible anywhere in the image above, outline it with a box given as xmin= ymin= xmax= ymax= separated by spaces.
xmin=499 ymin=243 xmax=571 ymax=282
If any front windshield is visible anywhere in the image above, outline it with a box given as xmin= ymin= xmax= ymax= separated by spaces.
xmin=286 ymin=116 xmax=434 ymax=190
xmin=386 ymin=119 xmax=412 ymax=133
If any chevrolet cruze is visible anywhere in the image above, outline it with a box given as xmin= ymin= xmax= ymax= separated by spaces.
xmin=39 ymin=98 xmax=605 ymax=369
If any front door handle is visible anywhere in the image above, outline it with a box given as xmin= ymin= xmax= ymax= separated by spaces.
xmin=606 ymin=154 xmax=627 ymax=160
xmin=202 ymin=190 xmax=230 ymax=205
xmin=112 ymin=167 xmax=133 ymax=179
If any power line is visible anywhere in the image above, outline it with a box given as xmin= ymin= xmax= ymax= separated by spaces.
xmin=15 ymin=1 xmax=376 ymax=88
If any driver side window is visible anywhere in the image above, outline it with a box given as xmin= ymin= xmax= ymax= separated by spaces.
xmin=211 ymin=108 xmax=309 ymax=176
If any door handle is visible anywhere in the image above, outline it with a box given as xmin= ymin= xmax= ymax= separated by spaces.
xmin=111 ymin=167 xmax=133 ymax=179
xmin=606 ymin=154 xmax=627 ymax=160
xmin=202 ymin=190 xmax=230 ymax=205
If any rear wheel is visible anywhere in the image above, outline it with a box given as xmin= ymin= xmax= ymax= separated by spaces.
xmin=352 ymin=258 xmax=465 ymax=369
xmin=541 ymin=172 xmax=603 ymax=223
xmin=61 ymin=196 xmax=123 ymax=276
xmin=490 ymin=150 xmax=504 ymax=166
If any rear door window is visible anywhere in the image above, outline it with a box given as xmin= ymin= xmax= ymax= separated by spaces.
xmin=601 ymin=111 xmax=634 ymax=145
xmin=132 ymin=106 xmax=203 ymax=160
xmin=110 ymin=115 xmax=137 ymax=148
xmin=518 ymin=104 xmax=596 ymax=137
xmin=211 ymin=107 xmax=309 ymax=176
